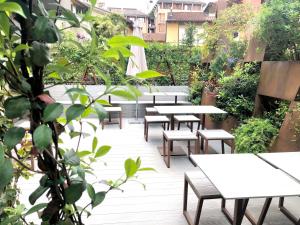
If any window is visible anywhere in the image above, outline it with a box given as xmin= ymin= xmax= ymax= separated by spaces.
xmin=173 ymin=3 xmax=182 ymax=9
xmin=158 ymin=13 xmax=165 ymax=22
xmin=163 ymin=3 xmax=172 ymax=9
xmin=184 ymin=4 xmax=192 ymax=10
xmin=193 ymin=4 xmax=202 ymax=11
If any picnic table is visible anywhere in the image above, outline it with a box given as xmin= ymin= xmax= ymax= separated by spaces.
xmin=258 ymin=152 xmax=300 ymax=224
xmin=154 ymin=105 xmax=226 ymax=130
xmin=144 ymin=91 xmax=188 ymax=104
xmin=190 ymin=154 xmax=300 ymax=225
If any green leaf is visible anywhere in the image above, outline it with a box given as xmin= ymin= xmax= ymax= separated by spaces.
xmin=4 ymin=96 xmax=30 ymax=119
xmin=24 ymin=203 xmax=48 ymax=216
xmin=65 ymin=88 xmax=90 ymax=96
xmin=108 ymin=36 xmax=147 ymax=48
xmin=0 ymin=158 xmax=13 ymax=191
xmin=65 ymin=181 xmax=85 ymax=204
xmin=30 ymin=41 xmax=51 ymax=66
xmin=102 ymin=47 xmax=133 ymax=59
xmin=138 ymin=167 xmax=156 ymax=172
xmin=29 ymin=186 xmax=49 ymax=205
xmin=14 ymin=44 xmax=30 ymax=52
xmin=92 ymin=137 xmax=98 ymax=152
xmin=33 ymin=125 xmax=52 ymax=151
xmin=86 ymin=183 xmax=95 ymax=201
xmin=136 ymin=70 xmax=161 ymax=79
xmin=3 ymin=127 xmax=26 ymax=149
xmin=60 ymin=7 xmax=80 ymax=27
xmin=64 ymin=149 xmax=80 ymax=166
xmin=124 ymin=158 xmax=138 ymax=178
xmin=77 ymin=150 xmax=92 ymax=158
xmin=93 ymin=102 xmax=107 ymax=121
xmin=0 ymin=12 xmax=10 ymax=36
xmin=87 ymin=122 xmax=97 ymax=132
xmin=111 ymin=90 xmax=136 ymax=100
xmin=47 ymin=71 xmax=62 ymax=80
xmin=95 ymin=145 xmax=111 ymax=158
xmin=0 ymin=2 xmax=26 ymax=18
xmin=95 ymin=99 xmax=111 ymax=106
xmin=43 ymin=103 xmax=64 ymax=122
xmin=81 ymin=107 xmax=93 ymax=118
xmin=92 ymin=192 xmax=105 ymax=208
xmin=66 ymin=104 xmax=86 ymax=123
xmin=33 ymin=16 xmax=60 ymax=43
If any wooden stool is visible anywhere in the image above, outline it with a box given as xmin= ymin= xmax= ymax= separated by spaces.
xmin=144 ymin=116 xmax=170 ymax=142
xmin=183 ymin=171 xmax=222 ymax=225
xmin=145 ymin=107 xmax=158 ymax=115
xmin=197 ymin=129 xmax=234 ymax=154
xmin=102 ymin=107 xmax=122 ymax=129
xmin=163 ymin=131 xmax=197 ymax=168
xmin=174 ymin=115 xmax=201 ymax=131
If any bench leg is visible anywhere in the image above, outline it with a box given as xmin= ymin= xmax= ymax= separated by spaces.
xmin=221 ymin=140 xmax=225 ymax=154
xmin=190 ymin=122 xmax=193 ymax=132
xmin=167 ymin=122 xmax=170 ymax=130
xmin=183 ymin=176 xmax=188 ymax=211
xmin=108 ymin=112 xmax=111 ymax=122
xmin=144 ymin=119 xmax=147 ymax=141
xmin=119 ymin=111 xmax=122 ymax=129
xmin=145 ymin=122 xmax=149 ymax=142
xmin=205 ymin=139 xmax=209 ymax=154
xmin=231 ymin=139 xmax=235 ymax=154
xmin=101 ymin=120 xmax=104 ymax=130
xmin=166 ymin=140 xmax=171 ymax=168
xmin=178 ymin=122 xmax=181 ymax=130
xmin=197 ymin=121 xmax=201 ymax=130
xmin=194 ymin=198 xmax=204 ymax=225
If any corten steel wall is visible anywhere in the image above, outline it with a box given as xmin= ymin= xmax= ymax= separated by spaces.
xmin=255 ymin=61 xmax=300 ymax=152
xmin=201 ymin=89 xmax=239 ymax=147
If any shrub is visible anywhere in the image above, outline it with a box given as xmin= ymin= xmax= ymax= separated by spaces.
xmin=263 ymin=100 xmax=290 ymax=129
xmin=213 ymin=63 xmax=260 ymax=121
xmin=189 ymin=80 xmax=204 ymax=105
xmin=234 ymin=118 xmax=278 ymax=153
xmin=255 ymin=0 xmax=300 ymax=60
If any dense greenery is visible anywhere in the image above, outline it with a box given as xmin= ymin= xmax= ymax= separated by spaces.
xmin=256 ymin=0 xmax=300 ymax=60
xmin=214 ymin=63 xmax=260 ymax=121
xmin=234 ymin=118 xmax=278 ymax=153
xmin=145 ymin=43 xmax=201 ymax=86
xmin=0 ymin=1 xmax=159 ymax=224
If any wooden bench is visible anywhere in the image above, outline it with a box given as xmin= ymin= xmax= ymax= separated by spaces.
xmin=163 ymin=131 xmax=197 ymax=168
xmin=197 ymin=129 xmax=234 ymax=154
xmin=183 ymin=171 xmax=222 ymax=225
xmin=144 ymin=116 xmax=170 ymax=142
xmin=174 ymin=115 xmax=201 ymax=131
xmin=102 ymin=107 xmax=122 ymax=129
xmin=145 ymin=107 xmax=158 ymax=115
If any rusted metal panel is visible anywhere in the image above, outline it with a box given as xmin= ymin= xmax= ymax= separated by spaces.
xmin=258 ymin=61 xmax=300 ymax=101
xmin=270 ymin=102 xmax=300 ymax=152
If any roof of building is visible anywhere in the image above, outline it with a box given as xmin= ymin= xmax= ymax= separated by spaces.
xmin=143 ymin=33 xmax=166 ymax=42
xmin=72 ymin=0 xmax=109 ymax=14
xmin=108 ymin=7 xmax=148 ymax=17
xmin=167 ymin=11 xmax=215 ymax=22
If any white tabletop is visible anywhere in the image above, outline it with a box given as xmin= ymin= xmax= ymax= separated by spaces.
xmin=154 ymin=105 xmax=226 ymax=115
xmin=258 ymin=152 xmax=300 ymax=182
xmin=190 ymin=154 xmax=300 ymax=199
xmin=143 ymin=92 xmax=166 ymax=96
xmin=143 ymin=92 xmax=188 ymax=96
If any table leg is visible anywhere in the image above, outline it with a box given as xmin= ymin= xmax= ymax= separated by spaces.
xmin=200 ymin=114 xmax=206 ymax=150
xmin=108 ymin=95 xmax=111 ymax=104
xmin=170 ymin=114 xmax=174 ymax=151
xmin=175 ymin=95 xmax=177 ymax=104
xmin=233 ymin=199 xmax=248 ymax=225
xmin=153 ymin=96 xmax=155 ymax=104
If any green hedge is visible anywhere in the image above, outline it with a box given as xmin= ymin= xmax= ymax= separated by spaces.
xmin=144 ymin=43 xmax=201 ymax=86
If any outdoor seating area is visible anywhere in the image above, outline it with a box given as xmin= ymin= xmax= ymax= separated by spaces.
xmin=1 ymin=0 xmax=300 ymax=225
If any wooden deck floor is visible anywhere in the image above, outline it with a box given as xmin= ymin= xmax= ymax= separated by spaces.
xmin=20 ymin=119 xmax=299 ymax=225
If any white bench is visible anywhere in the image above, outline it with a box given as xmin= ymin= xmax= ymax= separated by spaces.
xmin=102 ymin=107 xmax=122 ymax=129
xmin=144 ymin=116 xmax=170 ymax=142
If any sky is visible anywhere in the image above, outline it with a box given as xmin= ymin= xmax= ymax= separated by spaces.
xmin=103 ymin=0 xmax=157 ymax=12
